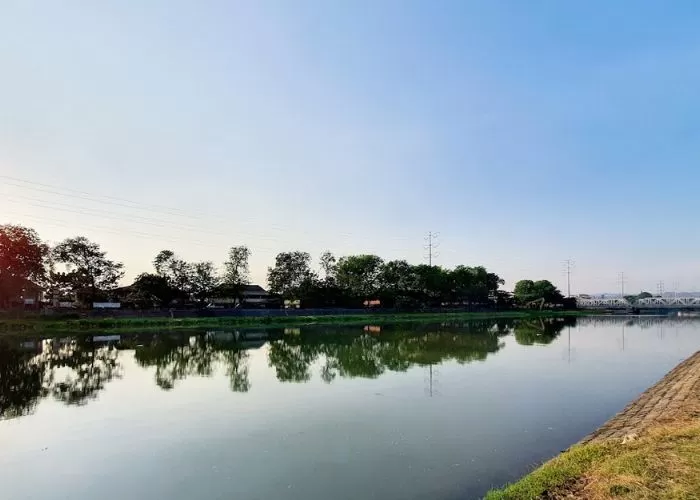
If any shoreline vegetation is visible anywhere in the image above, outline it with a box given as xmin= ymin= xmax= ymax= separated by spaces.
xmin=0 ymin=310 xmax=591 ymax=335
xmin=486 ymin=421 xmax=700 ymax=500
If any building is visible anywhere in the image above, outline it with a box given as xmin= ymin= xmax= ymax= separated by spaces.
xmin=0 ymin=277 xmax=43 ymax=309
xmin=209 ymin=284 xmax=276 ymax=308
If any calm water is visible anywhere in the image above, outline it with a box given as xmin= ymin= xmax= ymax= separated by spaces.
xmin=1 ymin=316 xmax=698 ymax=499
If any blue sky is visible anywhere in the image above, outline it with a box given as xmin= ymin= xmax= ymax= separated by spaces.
xmin=1 ymin=1 xmax=699 ymax=294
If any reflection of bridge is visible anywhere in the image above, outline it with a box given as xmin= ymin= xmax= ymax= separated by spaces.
xmin=577 ymin=297 xmax=700 ymax=309
xmin=577 ymin=316 xmax=700 ymax=329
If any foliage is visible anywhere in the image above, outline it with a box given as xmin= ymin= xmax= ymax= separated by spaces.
xmin=222 ymin=245 xmax=251 ymax=286
xmin=153 ymin=250 xmax=218 ymax=304
xmin=267 ymin=251 xmax=315 ymax=298
xmin=127 ymin=273 xmax=178 ymax=308
xmin=335 ymin=254 xmax=384 ymax=300
xmin=51 ymin=236 xmax=124 ymax=303
xmin=319 ymin=251 xmax=336 ymax=282
xmin=0 ymin=225 xmax=49 ymax=306
xmin=514 ymin=279 xmax=565 ymax=305
xmin=189 ymin=261 xmax=219 ymax=305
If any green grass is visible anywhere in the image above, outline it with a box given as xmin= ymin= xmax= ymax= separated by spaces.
xmin=0 ymin=310 xmax=589 ymax=335
xmin=485 ymin=421 xmax=700 ymax=500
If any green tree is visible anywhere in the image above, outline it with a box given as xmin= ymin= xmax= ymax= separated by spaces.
xmin=0 ymin=224 xmax=48 ymax=307
xmin=51 ymin=236 xmax=124 ymax=304
xmin=127 ymin=273 xmax=178 ymax=308
xmin=267 ymin=251 xmax=315 ymax=298
xmin=319 ymin=251 xmax=337 ymax=283
xmin=189 ymin=262 xmax=219 ymax=305
xmin=223 ymin=246 xmax=250 ymax=286
xmin=514 ymin=279 xmax=564 ymax=305
xmin=335 ymin=254 xmax=384 ymax=301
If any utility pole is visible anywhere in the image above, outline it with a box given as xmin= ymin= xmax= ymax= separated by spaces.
xmin=618 ymin=272 xmax=627 ymax=298
xmin=424 ymin=232 xmax=439 ymax=267
xmin=563 ymin=259 xmax=574 ymax=297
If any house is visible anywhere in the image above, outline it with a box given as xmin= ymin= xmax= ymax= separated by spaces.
xmin=209 ymin=284 xmax=277 ymax=308
xmin=0 ymin=277 xmax=43 ymax=309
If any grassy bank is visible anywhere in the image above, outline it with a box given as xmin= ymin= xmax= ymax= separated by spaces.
xmin=486 ymin=421 xmax=700 ymax=499
xmin=0 ymin=310 xmax=589 ymax=334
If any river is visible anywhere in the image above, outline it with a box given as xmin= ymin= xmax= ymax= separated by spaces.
xmin=0 ymin=316 xmax=698 ymax=499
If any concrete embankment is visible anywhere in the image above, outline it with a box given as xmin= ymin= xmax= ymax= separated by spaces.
xmin=580 ymin=350 xmax=700 ymax=443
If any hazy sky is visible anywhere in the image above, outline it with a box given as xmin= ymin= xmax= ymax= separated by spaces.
xmin=2 ymin=1 xmax=699 ymax=294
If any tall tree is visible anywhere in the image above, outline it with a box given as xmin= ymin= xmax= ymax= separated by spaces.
xmin=335 ymin=254 xmax=384 ymax=300
xmin=127 ymin=273 xmax=178 ymax=308
xmin=51 ymin=237 xmax=124 ymax=304
xmin=267 ymin=251 xmax=314 ymax=298
xmin=153 ymin=250 xmax=192 ymax=296
xmin=0 ymin=225 xmax=48 ymax=306
xmin=189 ymin=262 xmax=219 ymax=305
xmin=222 ymin=246 xmax=251 ymax=286
xmin=319 ymin=251 xmax=337 ymax=282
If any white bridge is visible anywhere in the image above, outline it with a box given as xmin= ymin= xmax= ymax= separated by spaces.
xmin=577 ymin=296 xmax=700 ymax=309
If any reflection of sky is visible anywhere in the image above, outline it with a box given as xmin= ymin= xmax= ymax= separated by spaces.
xmin=0 ymin=320 xmax=698 ymax=499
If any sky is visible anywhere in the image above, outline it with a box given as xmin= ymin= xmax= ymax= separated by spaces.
xmin=1 ymin=0 xmax=700 ymax=294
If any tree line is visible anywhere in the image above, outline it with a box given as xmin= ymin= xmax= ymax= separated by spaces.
xmin=1 ymin=223 xmax=570 ymax=309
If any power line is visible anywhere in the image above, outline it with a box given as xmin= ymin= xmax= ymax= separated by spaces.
xmin=0 ymin=175 xmax=426 ymax=247
xmin=424 ymin=232 xmax=439 ymax=266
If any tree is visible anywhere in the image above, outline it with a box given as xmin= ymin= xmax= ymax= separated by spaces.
xmin=51 ymin=237 xmax=124 ymax=304
xmin=335 ymin=254 xmax=384 ymax=301
xmin=153 ymin=250 xmax=192 ymax=294
xmin=513 ymin=279 xmax=564 ymax=305
xmin=267 ymin=251 xmax=315 ymax=298
xmin=189 ymin=262 xmax=219 ymax=305
xmin=223 ymin=246 xmax=251 ymax=286
xmin=0 ymin=225 xmax=48 ymax=307
xmin=127 ymin=273 xmax=178 ymax=308
xmin=319 ymin=251 xmax=337 ymax=282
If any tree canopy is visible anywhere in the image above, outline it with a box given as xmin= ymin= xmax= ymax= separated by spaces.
xmin=0 ymin=225 xmax=48 ymax=306
xmin=51 ymin=236 xmax=124 ymax=303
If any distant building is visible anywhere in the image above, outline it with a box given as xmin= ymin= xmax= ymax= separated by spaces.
xmin=209 ymin=284 xmax=276 ymax=308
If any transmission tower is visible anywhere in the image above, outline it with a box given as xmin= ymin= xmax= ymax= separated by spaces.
xmin=424 ymin=232 xmax=439 ymax=267
xmin=657 ymin=281 xmax=665 ymax=297
xmin=618 ymin=272 xmax=627 ymax=297
xmin=563 ymin=259 xmax=574 ymax=297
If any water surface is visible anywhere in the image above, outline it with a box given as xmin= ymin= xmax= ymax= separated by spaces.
xmin=0 ymin=316 xmax=698 ymax=499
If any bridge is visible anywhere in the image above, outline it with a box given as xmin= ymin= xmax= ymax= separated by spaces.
xmin=577 ymin=296 xmax=700 ymax=309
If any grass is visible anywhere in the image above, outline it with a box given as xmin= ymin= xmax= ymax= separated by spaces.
xmin=0 ymin=310 xmax=589 ymax=335
xmin=485 ymin=421 xmax=700 ymax=500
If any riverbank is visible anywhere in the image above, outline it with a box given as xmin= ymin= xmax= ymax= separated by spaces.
xmin=486 ymin=351 xmax=700 ymax=499
xmin=0 ymin=310 xmax=589 ymax=334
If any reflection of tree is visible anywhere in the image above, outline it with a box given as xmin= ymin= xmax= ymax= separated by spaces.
xmin=267 ymin=342 xmax=318 ymax=382
xmin=269 ymin=321 xmax=509 ymax=383
xmin=222 ymin=350 xmax=250 ymax=392
xmin=0 ymin=338 xmax=122 ymax=419
xmin=35 ymin=338 xmax=122 ymax=405
xmin=0 ymin=342 xmax=43 ymax=419
xmin=513 ymin=317 xmax=574 ymax=346
xmin=135 ymin=334 xmax=251 ymax=392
